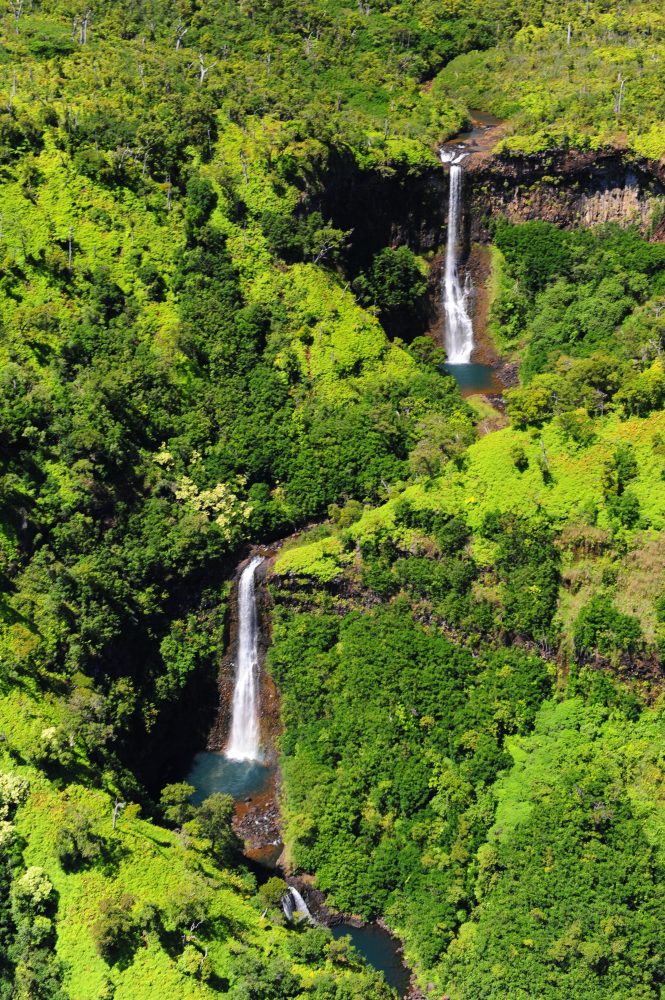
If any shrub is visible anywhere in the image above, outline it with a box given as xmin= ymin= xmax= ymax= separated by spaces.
xmin=90 ymin=895 xmax=137 ymax=963
xmin=159 ymin=783 xmax=195 ymax=828
xmin=574 ymin=594 xmax=643 ymax=659
xmin=0 ymin=774 xmax=29 ymax=820
xmin=11 ymin=867 xmax=54 ymax=920
xmin=54 ymin=804 xmax=104 ymax=871
xmin=510 ymin=443 xmax=529 ymax=471
xmin=194 ymin=793 xmax=239 ymax=864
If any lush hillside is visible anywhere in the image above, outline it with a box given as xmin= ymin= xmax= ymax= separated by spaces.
xmin=270 ymin=217 xmax=665 ymax=995
xmin=437 ymin=0 xmax=665 ymax=157
xmin=271 ymin=401 xmax=665 ymax=995
xmin=0 ymin=0 xmax=663 ymax=997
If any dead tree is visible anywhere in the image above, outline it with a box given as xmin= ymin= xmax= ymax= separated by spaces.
xmin=79 ymin=9 xmax=92 ymax=45
xmin=8 ymin=0 xmax=24 ymax=35
xmin=613 ymin=73 xmax=625 ymax=115
xmin=198 ymin=53 xmax=217 ymax=85
xmin=175 ymin=17 xmax=188 ymax=50
xmin=112 ymin=799 xmax=126 ymax=830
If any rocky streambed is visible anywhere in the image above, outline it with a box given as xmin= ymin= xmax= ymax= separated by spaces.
xmin=184 ymin=544 xmax=418 ymax=998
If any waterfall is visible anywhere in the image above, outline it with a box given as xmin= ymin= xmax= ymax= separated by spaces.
xmin=282 ymin=886 xmax=314 ymax=923
xmin=226 ymin=556 xmax=264 ymax=762
xmin=440 ymin=149 xmax=474 ymax=364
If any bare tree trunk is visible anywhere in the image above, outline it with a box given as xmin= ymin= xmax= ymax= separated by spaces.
xmin=198 ymin=53 xmax=217 ymax=85
xmin=112 ymin=799 xmax=126 ymax=830
xmin=175 ymin=18 xmax=188 ymax=49
xmin=9 ymin=0 xmax=24 ymax=34
xmin=79 ymin=9 xmax=92 ymax=45
xmin=613 ymin=73 xmax=625 ymax=115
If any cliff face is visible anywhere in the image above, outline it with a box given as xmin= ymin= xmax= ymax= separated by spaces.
xmin=320 ymin=146 xmax=665 ymax=273
xmin=317 ymin=149 xmax=447 ymax=270
xmin=465 ymin=148 xmax=665 ymax=241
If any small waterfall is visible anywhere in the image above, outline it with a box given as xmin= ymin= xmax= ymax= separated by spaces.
xmin=440 ymin=149 xmax=474 ymax=364
xmin=282 ymin=886 xmax=314 ymax=923
xmin=226 ymin=556 xmax=264 ymax=762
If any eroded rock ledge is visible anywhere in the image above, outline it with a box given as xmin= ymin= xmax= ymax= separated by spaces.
xmin=465 ymin=147 xmax=665 ymax=241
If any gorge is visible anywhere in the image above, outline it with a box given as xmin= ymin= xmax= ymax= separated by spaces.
xmin=182 ymin=115 xmax=665 ymax=1000
xmin=2 ymin=1 xmax=664 ymax=995
xmin=187 ymin=550 xmax=415 ymax=996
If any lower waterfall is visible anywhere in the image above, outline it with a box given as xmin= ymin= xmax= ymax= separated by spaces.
xmin=282 ymin=886 xmax=314 ymax=923
xmin=226 ymin=555 xmax=264 ymax=762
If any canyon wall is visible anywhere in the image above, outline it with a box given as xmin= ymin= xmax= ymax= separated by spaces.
xmin=465 ymin=148 xmax=665 ymax=241
xmin=320 ymin=147 xmax=665 ymax=271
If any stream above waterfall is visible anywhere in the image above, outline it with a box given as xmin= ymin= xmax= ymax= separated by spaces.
xmin=440 ymin=109 xmax=504 ymax=156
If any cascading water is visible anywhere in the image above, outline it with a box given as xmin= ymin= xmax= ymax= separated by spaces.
xmin=282 ymin=886 xmax=314 ymax=923
xmin=440 ymin=149 xmax=474 ymax=364
xmin=226 ymin=555 xmax=264 ymax=762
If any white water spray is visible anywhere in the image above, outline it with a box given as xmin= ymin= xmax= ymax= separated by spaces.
xmin=282 ymin=886 xmax=314 ymax=923
xmin=226 ymin=556 xmax=264 ymax=761
xmin=440 ymin=149 xmax=474 ymax=364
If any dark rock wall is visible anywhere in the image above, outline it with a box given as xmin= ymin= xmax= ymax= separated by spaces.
xmin=319 ymin=147 xmax=665 ymax=277
xmin=318 ymin=149 xmax=449 ymax=270
xmin=465 ymin=149 xmax=665 ymax=241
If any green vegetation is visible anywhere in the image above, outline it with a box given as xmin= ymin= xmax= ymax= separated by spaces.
xmin=437 ymin=0 xmax=665 ymax=156
xmin=269 ymin=222 xmax=665 ymax=997
xmin=269 ymin=606 xmax=552 ymax=954
xmin=443 ymin=699 xmax=665 ymax=998
xmin=491 ymin=221 xmax=665 ymax=382
xmin=0 ymin=0 xmax=663 ymax=996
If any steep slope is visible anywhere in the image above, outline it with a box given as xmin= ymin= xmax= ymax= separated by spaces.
xmin=0 ymin=0 xmax=663 ymax=997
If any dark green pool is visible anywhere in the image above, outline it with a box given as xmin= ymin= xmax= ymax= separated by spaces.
xmin=331 ymin=922 xmax=410 ymax=997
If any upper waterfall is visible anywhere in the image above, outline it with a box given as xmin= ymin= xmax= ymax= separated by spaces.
xmin=440 ymin=148 xmax=474 ymax=364
xmin=226 ymin=555 xmax=264 ymax=762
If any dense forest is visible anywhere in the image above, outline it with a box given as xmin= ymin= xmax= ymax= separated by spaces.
xmin=0 ymin=0 xmax=663 ymax=996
